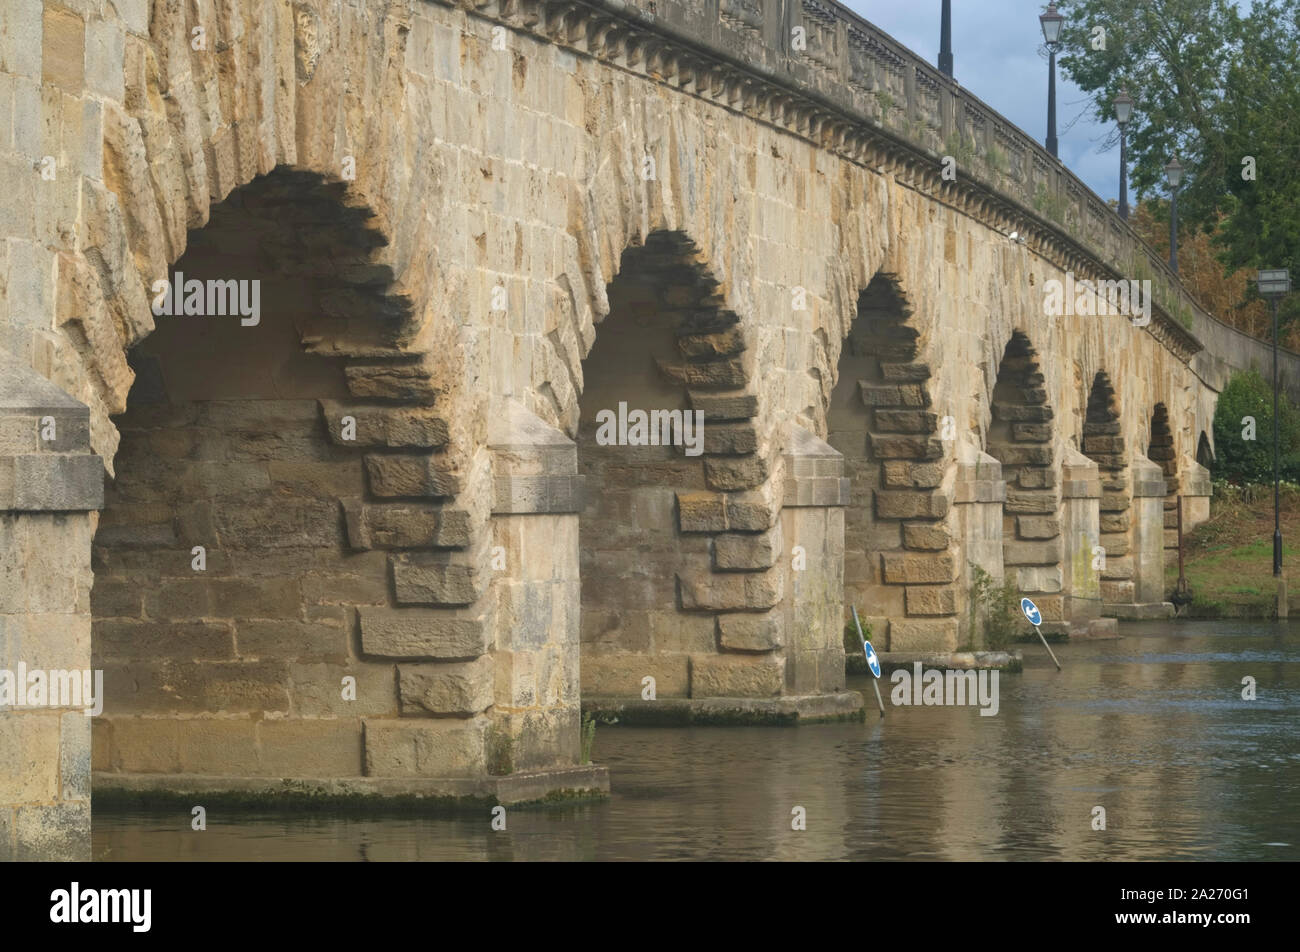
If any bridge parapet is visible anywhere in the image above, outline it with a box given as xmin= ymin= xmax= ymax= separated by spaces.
xmin=498 ymin=0 xmax=1299 ymax=390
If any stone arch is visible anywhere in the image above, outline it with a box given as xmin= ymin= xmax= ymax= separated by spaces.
xmin=827 ymin=274 xmax=959 ymax=652
xmin=986 ymin=332 xmax=1066 ymax=627
xmin=1082 ymin=372 xmax=1134 ymax=608
xmin=69 ymin=1 xmax=469 ymax=473
xmin=1148 ymin=403 xmax=1179 ymax=553
xmin=575 ymin=231 xmax=811 ymax=702
xmin=90 ymin=168 xmax=506 ymax=790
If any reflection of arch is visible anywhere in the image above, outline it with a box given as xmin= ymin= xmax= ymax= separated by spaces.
xmin=1197 ymin=430 xmax=1215 ymax=471
xmin=1082 ymin=372 xmax=1134 ymax=606
xmin=92 ymin=169 xmax=462 ymax=783
xmin=828 ymin=274 xmax=955 ymax=651
xmin=987 ymin=332 xmax=1062 ymax=619
xmin=576 ymin=231 xmax=778 ymax=699
xmin=1148 ymin=403 xmax=1179 ymax=551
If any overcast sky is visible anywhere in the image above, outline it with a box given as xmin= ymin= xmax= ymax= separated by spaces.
xmin=839 ymin=1 xmax=1123 ymax=202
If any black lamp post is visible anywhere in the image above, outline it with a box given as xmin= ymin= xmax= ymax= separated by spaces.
xmin=1040 ymin=4 xmax=1065 ymax=158
xmin=1113 ymin=88 xmax=1134 ymax=220
xmin=939 ymin=0 xmax=954 ymax=78
xmin=1164 ymin=156 xmax=1183 ymax=273
xmin=1259 ymin=268 xmax=1292 ymax=577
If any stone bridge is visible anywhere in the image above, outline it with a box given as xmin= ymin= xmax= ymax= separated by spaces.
xmin=3 ymin=0 xmax=1298 ymax=859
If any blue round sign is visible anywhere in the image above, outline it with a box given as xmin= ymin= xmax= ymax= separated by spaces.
xmin=863 ymin=640 xmax=882 ymax=679
xmin=1020 ymin=597 xmax=1042 ymax=627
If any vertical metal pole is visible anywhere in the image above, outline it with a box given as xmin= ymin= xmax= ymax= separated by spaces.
xmin=1274 ymin=296 xmax=1283 ymax=577
xmin=1170 ymin=188 xmax=1179 ymax=274
xmin=1047 ymin=48 xmax=1058 ymax=158
xmin=939 ymin=0 xmax=954 ymax=77
xmin=1177 ymin=495 xmax=1185 ymax=585
xmin=1119 ymin=128 xmax=1129 ymax=220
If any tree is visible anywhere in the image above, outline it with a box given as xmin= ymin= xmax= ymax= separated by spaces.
xmin=1055 ymin=0 xmax=1300 ymax=331
xmin=1212 ymin=369 xmax=1300 ymax=484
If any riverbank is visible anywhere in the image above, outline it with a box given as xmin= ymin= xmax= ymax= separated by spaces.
xmin=1168 ymin=483 xmax=1300 ymax=617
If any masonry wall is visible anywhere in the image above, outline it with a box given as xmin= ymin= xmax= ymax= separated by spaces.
xmin=91 ymin=186 xmax=383 ymax=779
xmin=0 ymin=0 xmax=1239 ymax=857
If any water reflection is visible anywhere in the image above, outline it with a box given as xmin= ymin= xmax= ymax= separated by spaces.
xmin=94 ymin=620 xmax=1300 ymax=860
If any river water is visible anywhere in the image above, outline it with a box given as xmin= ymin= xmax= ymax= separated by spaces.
xmin=93 ymin=620 xmax=1300 ymax=861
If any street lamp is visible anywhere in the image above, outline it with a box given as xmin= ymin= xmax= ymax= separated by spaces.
xmin=1164 ymin=156 xmax=1183 ymax=273
xmin=939 ymin=0 xmax=954 ymax=78
xmin=1113 ymin=88 xmax=1134 ymax=220
xmin=1259 ymin=268 xmax=1292 ymax=577
xmin=1040 ymin=3 xmax=1065 ymax=158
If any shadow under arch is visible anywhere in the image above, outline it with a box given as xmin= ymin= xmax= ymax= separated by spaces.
xmin=91 ymin=167 xmax=470 ymax=787
xmin=575 ymin=231 xmax=788 ymax=701
xmin=1082 ymin=371 xmax=1135 ymax=608
xmin=986 ymin=331 xmax=1065 ymax=626
xmin=827 ymin=273 xmax=959 ymax=651
xmin=1197 ymin=430 xmax=1215 ymax=471
xmin=1148 ymin=402 xmax=1179 ymax=553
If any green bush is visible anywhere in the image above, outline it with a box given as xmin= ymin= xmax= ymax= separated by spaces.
xmin=1212 ymin=370 xmax=1300 ymax=485
xmin=968 ymin=564 xmax=1020 ymax=650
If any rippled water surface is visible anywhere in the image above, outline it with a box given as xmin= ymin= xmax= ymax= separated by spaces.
xmin=94 ymin=620 xmax=1300 ymax=860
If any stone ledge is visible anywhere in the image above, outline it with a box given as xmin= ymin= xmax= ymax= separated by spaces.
xmin=0 ymin=454 xmax=103 ymax=511
xmin=91 ymin=765 xmax=609 ymax=808
xmin=492 ymin=474 xmax=585 ymax=514
xmin=1102 ymin=602 xmax=1176 ymax=620
xmin=864 ymin=650 xmax=1023 ymax=674
xmin=581 ymin=692 xmax=865 ymax=725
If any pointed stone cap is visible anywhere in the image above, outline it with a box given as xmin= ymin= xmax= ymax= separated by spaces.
xmin=0 ymin=352 xmax=103 ymax=511
xmin=488 ymin=401 xmax=582 ymax=513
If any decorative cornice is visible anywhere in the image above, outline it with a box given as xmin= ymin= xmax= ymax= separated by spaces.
xmin=433 ymin=0 xmax=1282 ymax=370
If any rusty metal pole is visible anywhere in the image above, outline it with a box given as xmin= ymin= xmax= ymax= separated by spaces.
xmin=1177 ymin=495 xmax=1185 ymax=589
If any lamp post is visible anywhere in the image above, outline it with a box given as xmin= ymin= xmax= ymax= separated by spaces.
xmin=1040 ymin=4 xmax=1065 ymax=158
xmin=1259 ymin=268 xmax=1292 ymax=577
xmin=1113 ymin=88 xmax=1133 ymax=220
xmin=939 ymin=0 xmax=954 ymax=78
xmin=1164 ymin=156 xmax=1183 ymax=273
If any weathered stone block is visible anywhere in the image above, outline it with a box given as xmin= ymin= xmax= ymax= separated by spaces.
xmin=580 ymin=654 xmax=689 ymax=697
xmin=391 ymin=548 xmax=489 ymax=606
xmin=689 ymin=653 xmax=784 ymax=698
xmin=359 ymin=606 xmax=492 ymax=659
xmin=365 ymin=454 xmax=461 ymax=498
xmin=873 ymin=409 xmax=937 ymax=433
xmin=881 ymin=550 xmax=957 ymax=584
xmin=716 ymin=612 xmax=783 ymax=651
xmin=258 ymin=720 xmax=362 ymax=777
xmin=883 ymin=459 xmax=945 ymax=488
xmin=904 ymin=585 xmax=957 ymax=616
xmin=677 ymin=491 xmax=727 ymax=532
xmin=1004 ymin=539 xmax=1062 ymax=566
xmin=868 ymin=434 xmax=944 ymax=460
xmin=320 ymin=400 xmax=449 ymax=448
xmin=363 ymin=716 xmax=488 ymax=778
xmin=676 ymin=567 xmax=783 ymax=611
xmin=688 ymin=391 xmax=758 ymax=420
xmin=42 ymin=9 xmax=84 ymax=91
xmin=713 ymin=525 xmax=782 ymax=570
xmin=875 ymin=489 xmax=949 ymax=519
xmin=902 ymin=522 xmax=951 ymax=550
xmin=399 ymin=656 xmax=495 ymax=715
xmin=889 ymin=618 xmax=959 ymax=651
xmin=1017 ymin=515 xmax=1060 ymax=539
xmin=1005 ymin=489 xmax=1058 ymax=514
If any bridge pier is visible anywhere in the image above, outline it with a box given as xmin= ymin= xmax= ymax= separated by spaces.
xmin=0 ymin=355 xmax=102 ymax=860
xmin=1061 ymin=448 xmax=1110 ymax=636
xmin=1112 ymin=457 xmax=1176 ymax=619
